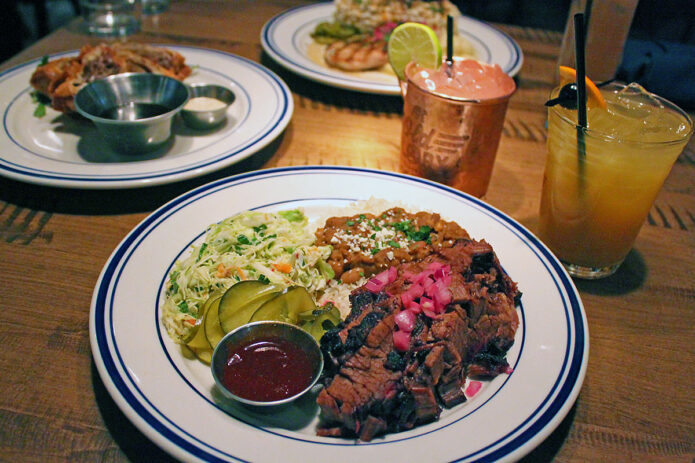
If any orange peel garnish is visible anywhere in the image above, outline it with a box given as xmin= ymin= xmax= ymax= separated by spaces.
xmin=559 ymin=66 xmax=607 ymax=109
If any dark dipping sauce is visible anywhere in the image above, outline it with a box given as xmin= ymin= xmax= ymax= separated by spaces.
xmin=98 ymin=102 xmax=171 ymax=120
xmin=221 ymin=336 xmax=314 ymax=402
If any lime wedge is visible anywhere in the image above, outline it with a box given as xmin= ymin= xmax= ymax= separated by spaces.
xmin=387 ymin=22 xmax=443 ymax=80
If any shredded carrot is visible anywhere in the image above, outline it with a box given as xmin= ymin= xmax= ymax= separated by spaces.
xmin=273 ymin=262 xmax=293 ymax=274
xmin=215 ymin=263 xmax=226 ymax=278
xmin=235 ymin=267 xmax=246 ymax=279
xmin=184 ymin=318 xmax=196 ymax=326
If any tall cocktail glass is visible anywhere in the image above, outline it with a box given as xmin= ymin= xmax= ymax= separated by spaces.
xmin=539 ymin=82 xmax=692 ymax=278
xmin=399 ymin=60 xmax=516 ymax=198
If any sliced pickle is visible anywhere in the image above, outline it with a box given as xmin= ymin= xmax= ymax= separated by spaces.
xmin=218 ymin=280 xmax=284 ymax=333
xmin=298 ymin=308 xmax=318 ymax=322
xmin=220 ymin=291 xmax=281 ymax=334
xmin=190 ymin=346 xmax=212 ymax=364
xmin=184 ymin=290 xmax=224 ymax=349
xmin=183 ymin=317 xmax=209 ymax=350
xmin=300 ymin=319 xmax=315 ymax=334
xmin=203 ymin=296 xmax=225 ymax=349
xmin=250 ymin=286 xmax=316 ymax=325
xmin=308 ymin=307 xmax=341 ymax=341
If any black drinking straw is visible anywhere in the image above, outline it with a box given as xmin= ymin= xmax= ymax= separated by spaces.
xmin=446 ymin=15 xmax=454 ymax=75
xmin=574 ymin=13 xmax=587 ymax=184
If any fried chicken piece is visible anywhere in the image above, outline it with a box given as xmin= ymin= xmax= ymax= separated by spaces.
xmin=29 ymin=42 xmax=192 ymax=113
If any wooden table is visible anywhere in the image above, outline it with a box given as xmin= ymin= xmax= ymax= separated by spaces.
xmin=1 ymin=1 xmax=693 ymax=461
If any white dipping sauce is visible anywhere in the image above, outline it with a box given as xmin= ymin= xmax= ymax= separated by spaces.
xmin=184 ymin=96 xmax=227 ymax=111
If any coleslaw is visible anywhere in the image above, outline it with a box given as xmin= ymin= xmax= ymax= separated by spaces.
xmin=162 ymin=209 xmax=334 ymax=342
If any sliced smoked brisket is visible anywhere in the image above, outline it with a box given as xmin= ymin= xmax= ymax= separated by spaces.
xmin=316 ymin=239 xmax=520 ymax=441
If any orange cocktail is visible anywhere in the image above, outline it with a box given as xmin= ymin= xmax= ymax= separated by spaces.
xmin=400 ymin=59 xmax=516 ymax=197
xmin=539 ymin=82 xmax=692 ymax=278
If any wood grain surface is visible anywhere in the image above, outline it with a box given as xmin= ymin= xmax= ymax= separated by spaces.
xmin=0 ymin=1 xmax=693 ymax=462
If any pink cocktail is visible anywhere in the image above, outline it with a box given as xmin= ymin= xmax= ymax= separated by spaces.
xmin=400 ymin=59 xmax=516 ymax=197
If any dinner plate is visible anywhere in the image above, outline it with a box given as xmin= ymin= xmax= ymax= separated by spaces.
xmin=261 ymin=3 xmax=523 ymax=94
xmin=0 ymin=46 xmax=293 ymax=189
xmin=90 ymin=166 xmax=588 ymax=462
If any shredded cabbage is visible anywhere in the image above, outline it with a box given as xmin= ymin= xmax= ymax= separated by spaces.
xmin=162 ymin=209 xmax=334 ymax=342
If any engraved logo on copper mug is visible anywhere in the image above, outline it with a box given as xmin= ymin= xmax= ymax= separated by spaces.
xmin=400 ymin=68 xmax=512 ymax=198
xmin=402 ymin=103 xmax=471 ymax=184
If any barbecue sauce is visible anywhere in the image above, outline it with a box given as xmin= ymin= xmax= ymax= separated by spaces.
xmin=221 ymin=336 xmax=314 ymax=402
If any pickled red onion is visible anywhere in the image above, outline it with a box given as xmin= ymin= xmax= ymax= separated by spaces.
xmin=465 ymin=380 xmax=482 ymax=398
xmin=393 ymin=330 xmax=410 ymax=351
xmin=365 ymin=266 xmax=398 ymax=293
xmin=394 ymin=309 xmax=416 ymax=333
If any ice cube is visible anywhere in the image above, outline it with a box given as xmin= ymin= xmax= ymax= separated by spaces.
xmin=616 ymin=83 xmax=665 ymax=114
xmin=609 ymin=83 xmax=688 ymax=141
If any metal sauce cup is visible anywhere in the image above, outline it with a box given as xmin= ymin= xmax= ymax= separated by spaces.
xmin=180 ymin=84 xmax=235 ymax=130
xmin=211 ymin=321 xmax=323 ymax=408
xmin=74 ymin=73 xmax=189 ymax=154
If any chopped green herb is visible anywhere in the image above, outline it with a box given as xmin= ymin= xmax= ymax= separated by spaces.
xmin=253 ymin=224 xmax=267 ymax=233
xmin=178 ymin=301 xmax=190 ymax=313
xmin=33 ymin=103 xmax=46 ymax=118
xmin=258 ymin=274 xmax=270 ymax=284
xmin=408 ymin=225 xmax=432 ymax=241
xmin=30 ymin=91 xmax=50 ymax=118
xmin=196 ymin=243 xmax=208 ymax=262
xmin=370 ymin=248 xmax=379 ymax=255
xmin=237 ymin=234 xmax=251 ymax=245
xmin=392 ymin=220 xmax=432 ymax=242
xmin=39 ymin=55 xmax=49 ymax=66
xmin=169 ymin=272 xmax=180 ymax=293
xmin=346 ymin=220 xmax=354 ymax=226
xmin=387 ymin=240 xmax=401 ymax=248
xmin=278 ymin=209 xmax=304 ymax=222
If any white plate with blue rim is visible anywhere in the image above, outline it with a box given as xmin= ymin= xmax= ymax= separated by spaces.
xmin=0 ymin=46 xmax=293 ymax=189
xmin=261 ymin=3 xmax=523 ymax=95
xmin=90 ymin=166 xmax=588 ymax=462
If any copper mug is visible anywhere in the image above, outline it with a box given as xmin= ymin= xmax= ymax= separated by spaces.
xmin=399 ymin=61 xmax=516 ymax=198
